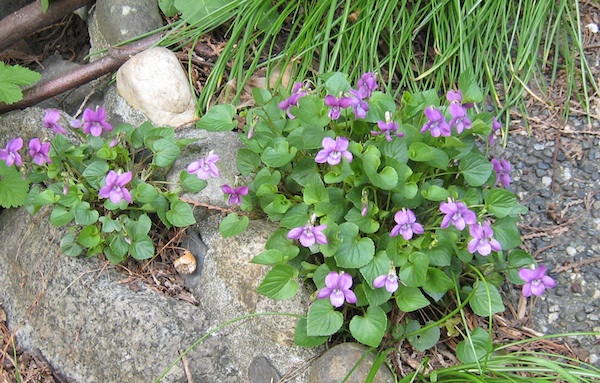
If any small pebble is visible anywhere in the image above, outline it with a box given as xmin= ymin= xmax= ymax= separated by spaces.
xmin=566 ymin=246 xmax=577 ymax=257
xmin=575 ymin=311 xmax=587 ymax=322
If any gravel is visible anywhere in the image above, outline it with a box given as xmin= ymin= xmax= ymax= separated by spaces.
xmin=496 ymin=115 xmax=600 ymax=366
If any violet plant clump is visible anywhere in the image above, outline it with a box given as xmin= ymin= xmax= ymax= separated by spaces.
xmin=192 ymin=71 xmax=551 ymax=351
xmin=0 ymin=107 xmax=239 ymax=264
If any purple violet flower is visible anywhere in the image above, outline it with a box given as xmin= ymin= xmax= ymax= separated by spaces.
xmin=372 ymin=111 xmax=404 ymax=142
xmin=356 ymin=72 xmax=378 ymax=99
xmin=488 ymin=117 xmax=501 ymax=145
xmin=324 ymin=94 xmax=353 ymax=120
xmin=0 ymin=137 xmax=23 ymax=167
xmin=287 ymin=221 xmax=328 ymax=247
xmin=492 ymin=158 xmax=511 ymax=188
xmin=81 ymin=107 xmax=113 ymax=137
xmin=187 ymin=151 xmax=220 ymax=180
xmin=439 ymin=199 xmax=477 ymax=230
xmin=278 ymin=82 xmax=308 ymax=119
xmin=43 ymin=109 xmax=66 ymax=134
xmin=446 ymin=90 xmax=463 ymax=103
xmin=390 ymin=208 xmax=424 ymax=240
xmin=420 ymin=106 xmax=451 ymax=137
xmin=28 ymin=138 xmax=52 ymax=165
xmin=315 ymin=136 xmax=353 ymax=165
xmin=316 ymin=271 xmax=357 ymax=307
xmin=467 ymin=221 xmax=501 ymax=256
xmin=221 ymin=184 xmax=248 ymax=206
xmin=348 ymin=89 xmax=369 ymax=118
xmin=99 ymin=170 xmax=133 ymax=204
xmin=448 ymin=102 xmax=471 ymax=134
xmin=373 ymin=270 xmax=399 ymax=293
xmin=519 ymin=265 xmax=556 ymax=297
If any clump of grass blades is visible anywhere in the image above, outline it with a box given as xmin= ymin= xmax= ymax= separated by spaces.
xmin=399 ymin=351 xmax=600 ymax=383
xmin=159 ymin=0 xmax=596 ymax=131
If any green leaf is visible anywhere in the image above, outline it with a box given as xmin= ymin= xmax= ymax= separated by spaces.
xmin=492 ymin=216 xmax=522 ymax=250
xmin=364 ymin=91 xmax=397 ymax=123
xmin=294 ymin=317 xmax=328 ymax=347
xmin=359 ymin=252 xmax=390 ymax=289
xmin=73 ymin=202 xmax=99 ymax=225
xmin=256 ymin=265 xmax=299 ymax=300
xmin=324 ymin=72 xmax=351 ymax=95
xmin=60 ymin=233 xmax=83 ymax=257
xmin=82 ymin=161 xmax=109 ymax=189
xmin=507 ymin=249 xmax=535 ymax=284
xmin=456 ymin=327 xmax=492 ymax=363
xmin=334 ymin=222 xmax=374 ymax=268
xmin=158 ymin=0 xmax=178 ymax=17
xmin=408 ymin=142 xmax=436 ymax=162
xmin=77 ymin=225 xmax=101 ymax=248
xmin=99 ymin=216 xmax=121 ymax=233
xmin=151 ymin=138 xmax=181 ymax=167
xmin=484 ymin=189 xmax=525 ymax=218
xmin=349 ymin=305 xmax=387 ymax=347
xmin=344 ymin=207 xmax=380 ymax=234
xmin=306 ymin=299 xmax=344 ymax=336
xmin=399 ymin=252 xmax=429 ymax=287
xmin=405 ymin=320 xmax=440 ymax=352
xmin=136 ymin=183 xmax=160 ymax=203
xmin=34 ymin=189 xmax=59 ymax=206
xmin=362 ymin=146 xmax=398 ymax=190
xmin=279 ymin=203 xmax=308 ymax=229
xmin=263 ymin=194 xmax=292 ymax=219
xmin=395 ymin=286 xmax=430 ymax=312
xmin=421 ymin=184 xmax=449 ymax=201
xmin=460 ymin=153 xmax=493 ymax=187
xmin=0 ymin=62 xmax=42 ymax=104
xmin=129 ymin=236 xmax=155 ymax=260
xmin=359 ymin=282 xmax=391 ymax=307
xmin=196 ymin=104 xmax=237 ymax=131
xmin=468 ymin=280 xmax=505 ymax=317
xmin=261 ymin=139 xmax=297 ymax=167
xmin=0 ymin=162 xmax=29 ymax=208
xmin=265 ymin=228 xmax=300 ymax=259
xmin=292 ymin=96 xmax=330 ymax=128
xmin=303 ymin=178 xmax=329 ymax=205
xmin=50 ymin=205 xmax=73 ymax=226
xmin=180 ymin=171 xmax=207 ymax=193
xmin=251 ymin=249 xmax=287 ymax=265
xmin=103 ymin=246 xmax=125 ymax=264
xmin=422 ymin=268 xmax=454 ymax=294
xmin=219 ymin=213 xmax=249 ymax=237
xmin=458 ymin=70 xmax=484 ymax=104
xmin=166 ymin=200 xmax=196 ymax=227
xmin=109 ymin=233 xmax=129 ymax=258
xmin=237 ymin=148 xmax=261 ymax=176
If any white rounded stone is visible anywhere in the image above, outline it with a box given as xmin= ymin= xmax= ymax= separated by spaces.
xmin=116 ymin=47 xmax=196 ymax=127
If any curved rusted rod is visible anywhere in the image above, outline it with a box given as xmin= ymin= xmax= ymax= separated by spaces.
xmin=0 ymin=33 xmax=162 ymax=114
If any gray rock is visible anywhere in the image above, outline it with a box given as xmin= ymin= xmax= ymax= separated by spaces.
xmin=94 ymin=0 xmax=163 ymax=46
xmin=167 ymin=126 xmax=245 ymax=215
xmin=308 ymin=343 xmax=394 ymax=383
xmin=116 ymin=47 xmax=197 ymax=127
xmin=249 ymin=356 xmax=282 ymax=383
